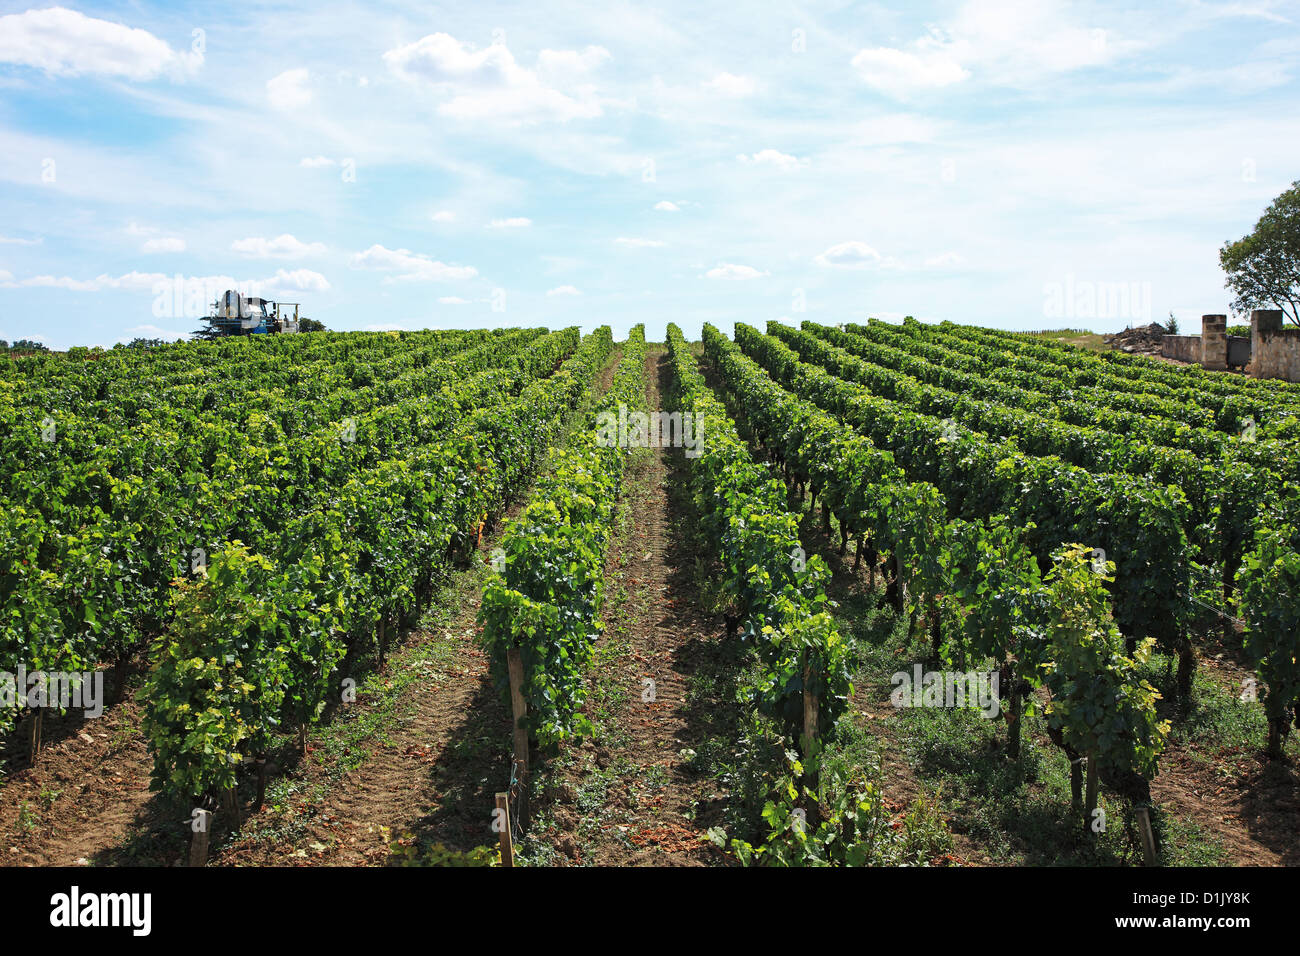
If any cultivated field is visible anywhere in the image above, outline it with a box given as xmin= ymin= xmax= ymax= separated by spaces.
xmin=1 ymin=320 xmax=1297 ymax=867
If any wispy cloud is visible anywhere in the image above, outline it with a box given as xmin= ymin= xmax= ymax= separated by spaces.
xmin=704 ymin=263 xmax=767 ymax=280
xmin=141 ymin=237 xmax=186 ymax=253
xmin=350 ymin=244 xmax=476 ymax=281
xmin=384 ymin=33 xmax=608 ymax=123
xmin=737 ymin=149 xmax=807 ymax=170
xmin=268 ymin=68 xmax=311 ymax=110
xmin=705 ymin=72 xmax=757 ymax=96
xmin=232 ymin=234 xmax=327 ymax=258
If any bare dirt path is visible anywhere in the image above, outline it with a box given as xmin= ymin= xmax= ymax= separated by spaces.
xmin=523 ymin=348 xmax=731 ymax=865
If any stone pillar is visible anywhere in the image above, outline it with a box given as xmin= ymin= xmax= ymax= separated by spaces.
xmin=1250 ymin=309 xmax=1284 ymax=378
xmin=1201 ymin=314 xmax=1227 ymax=370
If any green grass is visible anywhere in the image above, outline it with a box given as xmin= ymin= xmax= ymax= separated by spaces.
xmin=830 ymin=594 xmax=1235 ymax=866
xmin=1016 ymin=329 xmax=1108 ymax=351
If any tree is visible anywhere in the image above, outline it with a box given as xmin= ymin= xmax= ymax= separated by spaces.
xmin=298 ymin=317 xmax=328 ymax=332
xmin=1220 ymin=180 xmax=1300 ymax=326
xmin=10 ymin=339 xmax=49 ymax=352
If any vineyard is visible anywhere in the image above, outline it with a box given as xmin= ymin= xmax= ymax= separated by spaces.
xmin=0 ymin=321 xmax=1297 ymax=868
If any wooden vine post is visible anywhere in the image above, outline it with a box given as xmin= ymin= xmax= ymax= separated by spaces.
xmin=29 ymin=711 xmax=43 ymax=762
xmin=495 ymin=793 xmax=514 ymax=867
xmin=801 ymin=657 xmax=818 ymax=762
xmin=1135 ymin=805 xmax=1159 ymax=866
xmin=1084 ymin=753 xmax=1100 ymax=835
xmin=189 ymin=809 xmax=213 ymax=867
xmin=506 ymin=646 xmax=529 ymax=826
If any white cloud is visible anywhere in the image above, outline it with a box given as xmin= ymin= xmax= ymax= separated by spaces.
xmin=299 ymin=156 xmax=336 ymax=168
xmin=350 ymin=244 xmax=477 ymax=281
xmin=614 ymin=237 xmax=667 ymax=248
xmin=852 ymin=114 xmax=941 ymax=145
xmin=268 ymin=68 xmax=311 ymax=110
xmin=0 ymin=234 xmax=42 ymax=245
xmin=365 ymin=323 xmax=410 ymax=331
xmin=944 ymin=0 xmax=1135 ymax=83
xmin=653 ymin=201 xmax=680 ymax=212
xmin=232 ymin=234 xmax=327 ymax=259
xmin=737 ymin=149 xmax=808 ymax=170
xmin=385 ymin=33 xmax=522 ymax=86
xmin=488 ymin=217 xmax=532 ymax=229
xmin=546 ymin=285 xmax=581 ymax=296
xmin=537 ymin=46 xmax=611 ymax=83
xmin=925 ymin=252 xmax=966 ymax=268
xmin=853 ymin=1 xmax=1138 ymax=97
xmin=705 ymin=263 xmax=767 ymax=280
xmin=0 ymin=7 xmax=202 ymax=81
xmin=852 ymin=46 xmax=969 ymax=97
xmin=705 ymin=72 xmax=757 ymax=96
xmin=0 ymin=268 xmax=329 ymax=294
xmin=3 ymin=271 xmax=167 ymax=292
xmin=438 ymin=296 xmax=470 ymax=304
xmin=431 ymin=210 xmax=456 ymax=222
xmin=815 ymin=241 xmax=883 ymax=269
xmin=263 ymin=269 xmax=331 ymax=294
xmin=141 ymin=237 xmax=185 ymax=253
xmin=383 ymin=33 xmax=604 ymax=123
xmin=0 ymin=270 xmax=12 ymax=281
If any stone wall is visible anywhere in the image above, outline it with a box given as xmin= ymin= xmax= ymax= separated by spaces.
xmin=1161 ymin=334 xmax=1202 ymax=363
xmin=1250 ymin=309 xmax=1300 ymax=381
xmin=1202 ymin=314 xmax=1228 ymax=370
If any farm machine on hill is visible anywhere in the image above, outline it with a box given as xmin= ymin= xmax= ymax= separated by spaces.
xmin=200 ymin=289 xmax=305 ymax=337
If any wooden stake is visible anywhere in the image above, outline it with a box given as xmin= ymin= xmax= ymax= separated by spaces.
xmin=802 ymin=659 xmax=818 ymax=761
xmin=189 ymin=809 xmax=213 ymax=867
xmin=1084 ymin=753 xmax=1099 ymax=834
xmin=1135 ymin=806 xmax=1159 ymax=867
xmin=495 ymin=793 xmax=514 ymax=868
xmin=253 ymin=758 xmax=268 ymax=812
xmin=506 ymin=647 xmax=529 ymax=780
xmin=223 ymin=786 xmax=241 ymax=827
xmin=506 ymin=646 xmax=529 ymax=827
xmin=29 ymin=710 xmax=43 ymax=762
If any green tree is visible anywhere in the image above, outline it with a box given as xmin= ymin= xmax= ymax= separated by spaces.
xmin=1220 ymin=180 xmax=1300 ymax=326
xmin=298 ymin=317 xmax=328 ymax=332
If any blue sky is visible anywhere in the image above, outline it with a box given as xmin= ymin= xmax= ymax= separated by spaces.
xmin=1 ymin=0 xmax=1298 ymax=348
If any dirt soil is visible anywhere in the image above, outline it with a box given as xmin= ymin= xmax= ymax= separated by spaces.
xmin=1105 ymin=323 xmax=1168 ymax=356
xmin=0 ymin=679 xmax=175 ymax=866
xmin=524 ymin=348 xmax=731 ymax=865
